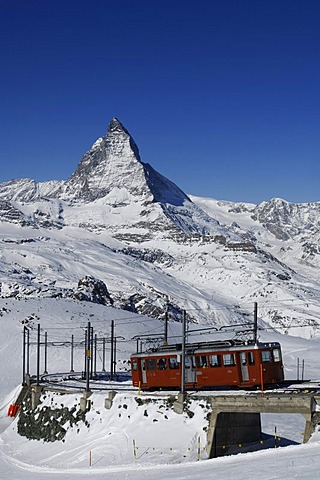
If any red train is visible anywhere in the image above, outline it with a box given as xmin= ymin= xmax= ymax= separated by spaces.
xmin=130 ymin=339 xmax=284 ymax=390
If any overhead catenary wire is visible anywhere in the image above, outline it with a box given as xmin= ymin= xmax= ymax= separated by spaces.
xmin=22 ymin=296 xmax=319 ymax=347
xmin=21 ymin=296 xmax=317 ymax=336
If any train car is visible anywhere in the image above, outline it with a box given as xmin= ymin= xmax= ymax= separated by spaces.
xmin=130 ymin=339 xmax=284 ymax=390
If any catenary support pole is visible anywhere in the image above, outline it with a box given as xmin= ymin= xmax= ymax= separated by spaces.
xmin=36 ymin=324 xmax=41 ymax=386
xmin=181 ymin=310 xmax=186 ymax=394
xmin=70 ymin=334 xmax=74 ymax=372
xmin=90 ymin=326 xmax=94 ymax=379
xmin=84 ymin=330 xmax=87 ymax=375
xmin=114 ymin=336 xmax=117 ymax=378
xmin=253 ymin=302 xmax=258 ymax=344
xmin=86 ymin=322 xmax=91 ymax=393
xmin=102 ymin=337 xmax=106 ymax=372
xmin=164 ymin=305 xmax=168 ymax=345
xmin=22 ymin=326 xmax=26 ymax=385
xmin=110 ymin=320 xmax=114 ymax=380
xmin=44 ymin=331 xmax=48 ymax=374
xmin=26 ymin=328 xmax=30 ymax=376
xmin=94 ymin=333 xmax=97 ymax=377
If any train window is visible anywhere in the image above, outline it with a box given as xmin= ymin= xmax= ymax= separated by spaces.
xmin=169 ymin=357 xmax=179 ymax=369
xmin=261 ymin=350 xmax=272 ymax=363
xmin=196 ymin=355 xmax=208 ymax=368
xmin=273 ymin=349 xmax=281 ymax=362
xmin=223 ymin=353 xmax=236 ymax=366
xmin=146 ymin=359 xmax=156 ymax=370
xmin=248 ymin=352 xmax=255 ymax=365
xmin=209 ymin=354 xmax=221 ymax=367
xmin=132 ymin=360 xmax=138 ymax=371
xmin=157 ymin=358 xmax=167 ymax=370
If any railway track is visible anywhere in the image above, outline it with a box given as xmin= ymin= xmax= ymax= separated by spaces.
xmin=34 ymin=372 xmax=320 ymax=396
xmin=38 ymin=371 xmax=137 ymax=393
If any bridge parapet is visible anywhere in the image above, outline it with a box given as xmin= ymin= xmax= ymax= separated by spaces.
xmin=210 ymin=393 xmax=314 ymax=414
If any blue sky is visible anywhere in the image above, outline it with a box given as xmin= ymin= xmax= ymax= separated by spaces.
xmin=1 ymin=0 xmax=319 ymax=204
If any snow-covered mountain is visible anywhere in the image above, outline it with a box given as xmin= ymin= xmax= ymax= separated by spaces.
xmin=0 ymin=118 xmax=226 ymax=239
xmin=0 ymin=118 xmax=319 ymax=337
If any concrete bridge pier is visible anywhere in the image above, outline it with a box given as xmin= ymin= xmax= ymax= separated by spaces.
xmin=294 ymin=410 xmax=320 ymax=444
xmin=31 ymin=385 xmax=42 ymax=410
xmin=206 ymin=410 xmax=261 ymax=458
xmin=80 ymin=390 xmax=92 ymax=412
xmin=205 ymin=393 xmax=320 ymax=458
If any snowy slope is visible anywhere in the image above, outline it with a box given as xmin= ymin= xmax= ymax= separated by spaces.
xmin=1 ymin=297 xmax=320 ymax=479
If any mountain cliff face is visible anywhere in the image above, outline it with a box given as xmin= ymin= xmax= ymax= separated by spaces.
xmin=0 ymin=118 xmax=319 ymax=338
xmin=191 ymin=195 xmax=320 ymax=272
xmin=61 ymin=118 xmax=156 ymax=203
xmin=62 ymin=118 xmax=192 ymax=206
xmin=252 ymin=198 xmax=320 ymax=240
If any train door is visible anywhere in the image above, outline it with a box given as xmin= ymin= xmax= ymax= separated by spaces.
xmin=239 ymin=352 xmax=249 ymax=382
xmin=141 ymin=359 xmax=147 ymax=384
xmin=185 ymin=355 xmax=196 ymax=383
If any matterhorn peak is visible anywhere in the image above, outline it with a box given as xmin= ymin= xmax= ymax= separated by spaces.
xmin=61 ymin=118 xmax=146 ymax=203
xmin=61 ymin=118 xmax=191 ymax=207
xmin=105 ymin=117 xmax=142 ymax=162
xmin=108 ymin=117 xmax=128 ymax=134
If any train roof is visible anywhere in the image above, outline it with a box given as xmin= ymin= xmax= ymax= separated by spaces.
xmin=131 ymin=339 xmax=282 ymax=357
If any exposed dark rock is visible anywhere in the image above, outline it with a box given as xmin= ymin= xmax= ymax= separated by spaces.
xmin=73 ymin=275 xmax=113 ymax=306
xmin=114 ymin=292 xmax=194 ymax=324
xmin=276 ymin=272 xmax=291 ymax=281
xmin=18 ymin=395 xmax=85 ymax=442
xmin=119 ymin=247 xmax=174 ymax=266
xmin=225 ymin=242 xmax=257 ymax=253
xmin=0 ymin=200 xmax=34 ymax=227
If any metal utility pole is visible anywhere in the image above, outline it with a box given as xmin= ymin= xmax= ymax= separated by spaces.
xmin=84 ymin=330 xmax=87 ymax=374
xmin=70 ymin=334 xmax=74 ymax=372
xmin=110 ymin=320 xmax=114 ymax=380
xmin=36 ymin=324 xmax=41 ymax=386
xmin=26 ymin=328 xmax=30 ymax=376
xmin=297 ymin=358 xmax=305 ymax=381
xmin=90 ymin=326 xmax=94 ymax=379
xmin=164 ymin=305 xmax=168 ymax=345
xmin=114 ymin=336 xmax=117 ymax=378
xmin=181 ymin=310 xmax=187 ymax=394
xmin=94 ymin=333 xmax=97 ymax=377
xmin=85 ymin=321 xmax=91 ymax=393
xmin=102 ymin=337 xmax=106 ymax=372
xmin=253 ymin=302 xmax=258 ymax=345
xmin=44 ymin=331 xmax=48 ymax=374
xmin=22 ymin=326 xmax=26 ymax=385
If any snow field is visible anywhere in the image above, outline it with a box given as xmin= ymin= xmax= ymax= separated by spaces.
xmin=1 ymin=297 xmax=320 ymax=478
